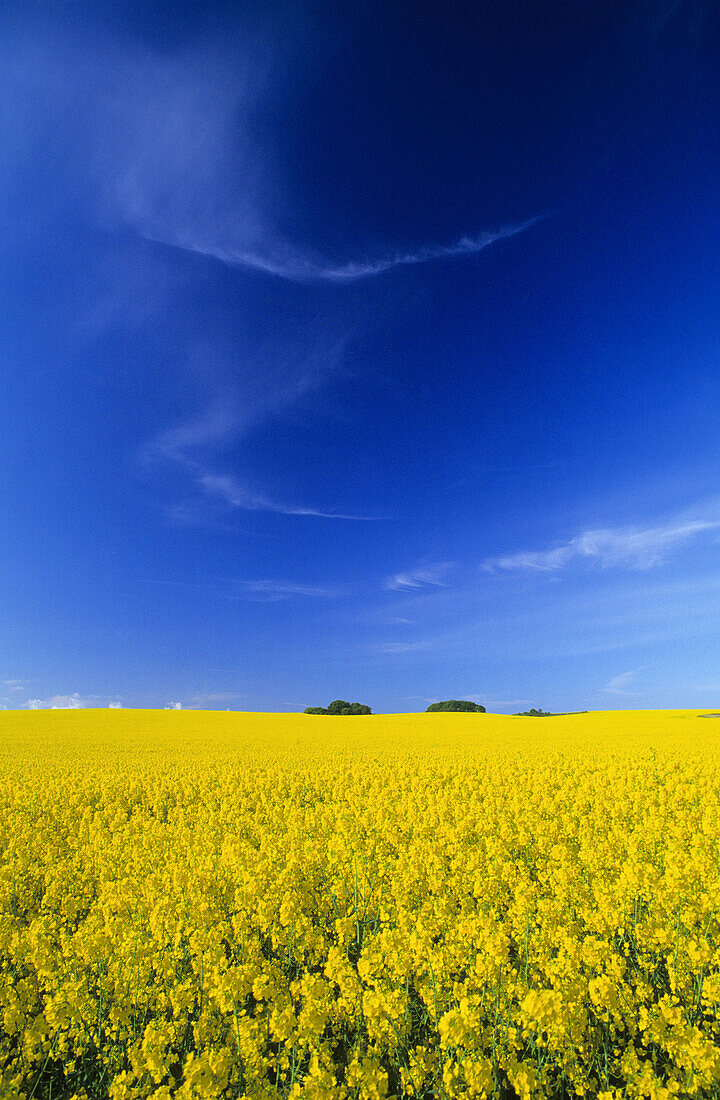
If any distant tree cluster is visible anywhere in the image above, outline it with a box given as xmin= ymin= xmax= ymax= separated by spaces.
xmin=303 ymin=699 xmax=372 ymax=715
xmin=515 ymin=708 xmax=554 ymax=717
xmin=425 ymin=700 xmax=486 ymax=713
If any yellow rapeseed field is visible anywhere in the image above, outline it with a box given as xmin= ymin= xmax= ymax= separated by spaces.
xmin=2 ymin=709 xmax=720 ymax=1100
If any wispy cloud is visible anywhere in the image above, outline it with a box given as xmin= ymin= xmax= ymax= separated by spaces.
xmin=373 ymin=639 xmax=437 ymax=655
xmin=484 ymin=515 xmax=720 ymax=573
xmin=600 ymin=669 xmax=644 ymax=696
xmin=141 ymin=336 xmax=375 ymax=522
xmin=396 ymin=692 xmax=532 ymax=712
xmin=77 ymin=28 xmax=542 ymax=283
xmin=386 ymin=562 xmax=455 ymax=591
xmin=229 ymin=579 xmax=345 ymax=601
xmin=143 ymin=333 xmax=350 ymax=470
xmin=2 ymin=17 xmax=542 ymax=286
xmin=3 ymin=679 xmax=25 ymax=692
xmin=25 ymin=693 xmax=122 ymax=709
xmin=481 ymin=698 xmax=537 ymax=709
xmin=3 ymin=16 xmax=542 ymax=529
xmin=166 ymin=218 xmax=545 ymax=283
xmin=139 ymin=575 xmax=350 ymax=599
xmin=196 ymin=473 xmax=373 ymax=520
xmin=372 ymin=567 xmax=720 ymax=664
xmin=183 ymin=692 xmax=246 ymax=707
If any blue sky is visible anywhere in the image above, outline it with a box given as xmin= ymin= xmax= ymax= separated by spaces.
xmin=2 ymin=0 xmax=720 ymax=712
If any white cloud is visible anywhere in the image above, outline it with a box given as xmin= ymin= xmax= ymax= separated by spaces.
xmin=72 ymin=30 xmax=542 ymax=284
xmin=164 ymin=701 xmax=183 ymax=710
xmin=484 ymin=516 xmax=720 ymax=574
xmin=600 ymin=669 xmax=644 ymax=696
xmin=374 ymin=639 xmax=432 ymax=655
xmin=141 ymin=337 xmax=376 ymax=523
xmin=1 ymin=19 xmax=542 ymax=286
xmin=2 ymin=19 xmax=541 ymax=530
xmin=229 ymin=579 xmax=344 ymax=601
xmin=25 ymin=692 xmax=123 ymax=709
xmin=175 ymin=218 xmax=544 ymax=283
xmin=372 ymin=565 xmax=720 ymax=669
xmin=184 ymin=692 xmax=246 ymax=707
xmin=482 ymin=699 xmax=537 ymax=709
xmin=139 ymin=575 xmax=349 ymax=600
xmin=386 ymin=562 xmax=455 ymax=591
xmin=3 ymin=679 xmax=25 ymax=692
xmin=196 ymin=473 xmax=372 ymax=520
xmin=400 ymin=694 xmax=535 ymax=711
xmin=27 ymin=693 xmax=86 ymax=709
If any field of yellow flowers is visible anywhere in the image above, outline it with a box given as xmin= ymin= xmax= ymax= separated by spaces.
xmin=2 ymin=708 xmax=720 ymax=1100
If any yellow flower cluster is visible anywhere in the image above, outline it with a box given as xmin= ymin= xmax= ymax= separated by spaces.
xmin=2 ymin=707 xmax=720 ymax=1099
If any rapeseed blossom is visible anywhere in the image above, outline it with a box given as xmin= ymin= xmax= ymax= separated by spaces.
xmin=1 ymin=708 xmax=720 ymax=1097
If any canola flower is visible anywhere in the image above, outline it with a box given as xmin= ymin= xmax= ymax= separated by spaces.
xmin=1 ymin=708 xmax=720 ymax=1099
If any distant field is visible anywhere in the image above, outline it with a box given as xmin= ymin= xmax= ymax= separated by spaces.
xmin=2 ymin=709 xmax=719 ymax=1099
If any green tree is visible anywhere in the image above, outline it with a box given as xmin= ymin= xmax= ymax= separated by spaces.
xmin=425 ymin=699 xmax=486 ymax=713
xmin=326 ymin=699 xmax=352 ymax=714
xmin=327 ymin=699 xmax=372 ymax=715
xmin=303 ymin=700 xmax=372 ymax=715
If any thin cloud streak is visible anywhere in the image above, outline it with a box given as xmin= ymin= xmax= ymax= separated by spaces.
xmin=184 ymin=692 xmax=246 ymax=706
xmin=162 ymin=217 xmax=545 ymax=283
xmin=228 ymin=580 xmax=346 ymax=601
xmin=138 ymin=576 xmax=348 ymax=598
xmin=484 ymin=516 xmax=720 ymax=573
xmin=3 ymin=18 xmax=542 ymax=526
xmin=141 ymin=337 xmax=375 ymax=521
xmin=373 ymin=639 xmax=438 ymax=655
xmin=481 ymin=699 xmax=537 ymax=709
xmin=197 ymin=473 xmax=374 ymax=520
xmin=600 ymin=669 xmax=644 ymax=696
xmin=373 ymin=568 xmax=720 ymax=663
xmin=3 ymin=21 xmax=544 ymax=286
xmin=386 ymin=562 xmax=455 ymax=591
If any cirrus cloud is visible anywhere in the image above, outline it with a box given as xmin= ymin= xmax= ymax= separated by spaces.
xmin=483 ymin=516 xmax=720 ymax=573
xmin=386 ymin=562 xmax=455 ymax=591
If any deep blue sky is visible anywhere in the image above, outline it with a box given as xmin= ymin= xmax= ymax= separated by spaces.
xmin=3 ymin=0 xmax=720 ymax=712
